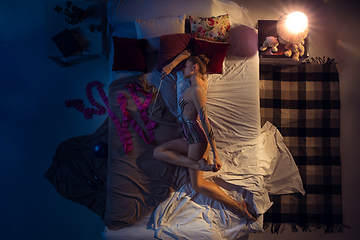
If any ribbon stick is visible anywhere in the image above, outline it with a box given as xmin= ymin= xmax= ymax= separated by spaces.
xmin=149 ymin=74 xmax=166 ymax=120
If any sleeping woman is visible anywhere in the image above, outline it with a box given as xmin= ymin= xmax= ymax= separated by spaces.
xmin=153 ymin=50 xmax=257 ymax=222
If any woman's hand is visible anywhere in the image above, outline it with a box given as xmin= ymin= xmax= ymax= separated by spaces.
xmin=213 ymin=156 xmax=222 ymax=171
xmin=161 ymin=49 xmax=191 ymax=78
xmin=162 ymin=63 xmax=174 ymax=77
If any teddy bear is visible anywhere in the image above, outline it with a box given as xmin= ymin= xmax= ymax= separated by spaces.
xmin=284 ymin=40 xmax=305 ymax=61
xmin=259 ymin=36 xmax=279 ymax=53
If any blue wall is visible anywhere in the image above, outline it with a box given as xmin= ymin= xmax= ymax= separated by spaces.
xmin=1 ymin=1 xmax=108 ymax=239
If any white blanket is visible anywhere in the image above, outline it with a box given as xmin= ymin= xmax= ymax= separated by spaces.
xmin=153 ymin=122 xmax=304 ymax=240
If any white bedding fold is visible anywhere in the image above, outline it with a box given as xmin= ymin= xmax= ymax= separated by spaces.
xmin=153 ymin=121 xmax=304 ymax=240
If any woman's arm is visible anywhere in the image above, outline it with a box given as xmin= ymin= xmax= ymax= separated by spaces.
xmin=162 ymin=49 xmax=192 ymax=76
xmin=193 ymin=88 xmax=222 ymax=171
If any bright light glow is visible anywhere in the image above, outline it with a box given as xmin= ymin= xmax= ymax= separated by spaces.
xmin=285 ymin=12 xmax=308 ymax=34
xmin=277 ymin=11 xmax=309 ymax=44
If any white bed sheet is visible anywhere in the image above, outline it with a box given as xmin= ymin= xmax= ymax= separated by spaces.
xmin=152 ymin=122 xmax=279 ymax=240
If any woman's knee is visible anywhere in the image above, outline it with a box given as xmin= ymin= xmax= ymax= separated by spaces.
xmin=191 ymin=178 xmax=205 ymax=193
xmin=153 ymin=145 xmax=164 ymax=159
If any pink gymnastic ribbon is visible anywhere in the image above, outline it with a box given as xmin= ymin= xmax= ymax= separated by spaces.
xmin=65 ymin=81 xmax=107 ymax=119
xmin=65 ymin=81 xmax=156 ymax=154
xmin=124 ymin=83 xmax=156 ymax=144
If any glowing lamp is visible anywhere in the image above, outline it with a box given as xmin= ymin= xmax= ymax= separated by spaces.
xmin=276 ymin=12 xmax=308 ymax=44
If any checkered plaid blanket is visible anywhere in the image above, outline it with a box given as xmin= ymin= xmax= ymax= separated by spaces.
xmin=259 ymin=61 xmax=345 ymax=233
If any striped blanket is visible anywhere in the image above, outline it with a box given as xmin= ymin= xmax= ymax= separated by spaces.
xmin=259 ymin=60 xmax=345 ymax=233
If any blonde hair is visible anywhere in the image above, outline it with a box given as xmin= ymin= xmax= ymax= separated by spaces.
xmin=189 ymin=54 xmax=209 ymax=75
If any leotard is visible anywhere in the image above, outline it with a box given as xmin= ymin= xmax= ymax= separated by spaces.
xmin=179 ymin=97 xmax=207 ymax=144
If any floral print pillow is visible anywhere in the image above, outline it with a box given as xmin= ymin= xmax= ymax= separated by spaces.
xmin=189 ymin=14 xmax=230 ymax=42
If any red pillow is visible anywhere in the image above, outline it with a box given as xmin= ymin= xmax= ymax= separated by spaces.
xmin=112 ymin=37 xmax=147 ymax=72
xmin=157 ymin=33 xmax=193 ymax=72
xmin=193 ymin=38 xmax=229 ymax=74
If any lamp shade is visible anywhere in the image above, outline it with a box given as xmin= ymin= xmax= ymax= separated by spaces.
xmin=276 ymin=12 xmax=308 ymax=44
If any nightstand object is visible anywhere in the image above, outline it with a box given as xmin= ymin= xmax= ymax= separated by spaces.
xmin=258 ymin=20 xmax=309 ymax=64
xmin=46 ymin=1 xmax=107 ymax=67
xmin=52 ymin=28 xmax=82 ymax=58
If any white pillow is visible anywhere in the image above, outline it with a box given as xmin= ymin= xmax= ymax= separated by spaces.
xmin=135 ymin=15 xmax=186 ymax=52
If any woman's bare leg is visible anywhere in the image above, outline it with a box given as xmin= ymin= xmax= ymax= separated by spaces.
xmin=188 ymin=144 xmax=257 ymax=221
xmin=153 ymin=139 xmax=213 ymax=171
xmin=154 ymin=140 xmax=256 ymax=220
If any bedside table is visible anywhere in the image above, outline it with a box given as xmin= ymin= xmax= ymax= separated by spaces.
xmin=258 ymin=20 xmax=309 ymax=65
xmin=45 ymin=1 xmax=107 ymax=67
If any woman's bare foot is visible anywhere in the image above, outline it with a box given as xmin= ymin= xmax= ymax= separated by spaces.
xmin=235 ymin=201 xmax=257 ymax=221
xmin=198 ymin=158 xmax=215 ymax=171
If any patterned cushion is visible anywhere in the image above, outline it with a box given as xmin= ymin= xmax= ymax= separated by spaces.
xmin=189 ymin=14 xmax=230 ymax=42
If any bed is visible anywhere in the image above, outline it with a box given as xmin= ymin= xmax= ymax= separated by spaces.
xmin=41 ymin=0 xmax=307 ymax=239
xmin=100 ymin=0 xmax=305 ymax=239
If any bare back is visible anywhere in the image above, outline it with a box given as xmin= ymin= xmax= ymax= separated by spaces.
xmin=181 ymin=86 xmax=207 ymax=121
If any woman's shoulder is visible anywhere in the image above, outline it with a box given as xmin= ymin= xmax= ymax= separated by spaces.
xmin=192 ymin=86 xmax=207 ymax=102
xmin=186 ymin=86 xmax=205 ymax=94
xmin=194 ymin=86 xmax=206 ymax=94
xmin=183 ymin=86 xmax=203 ymax=99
